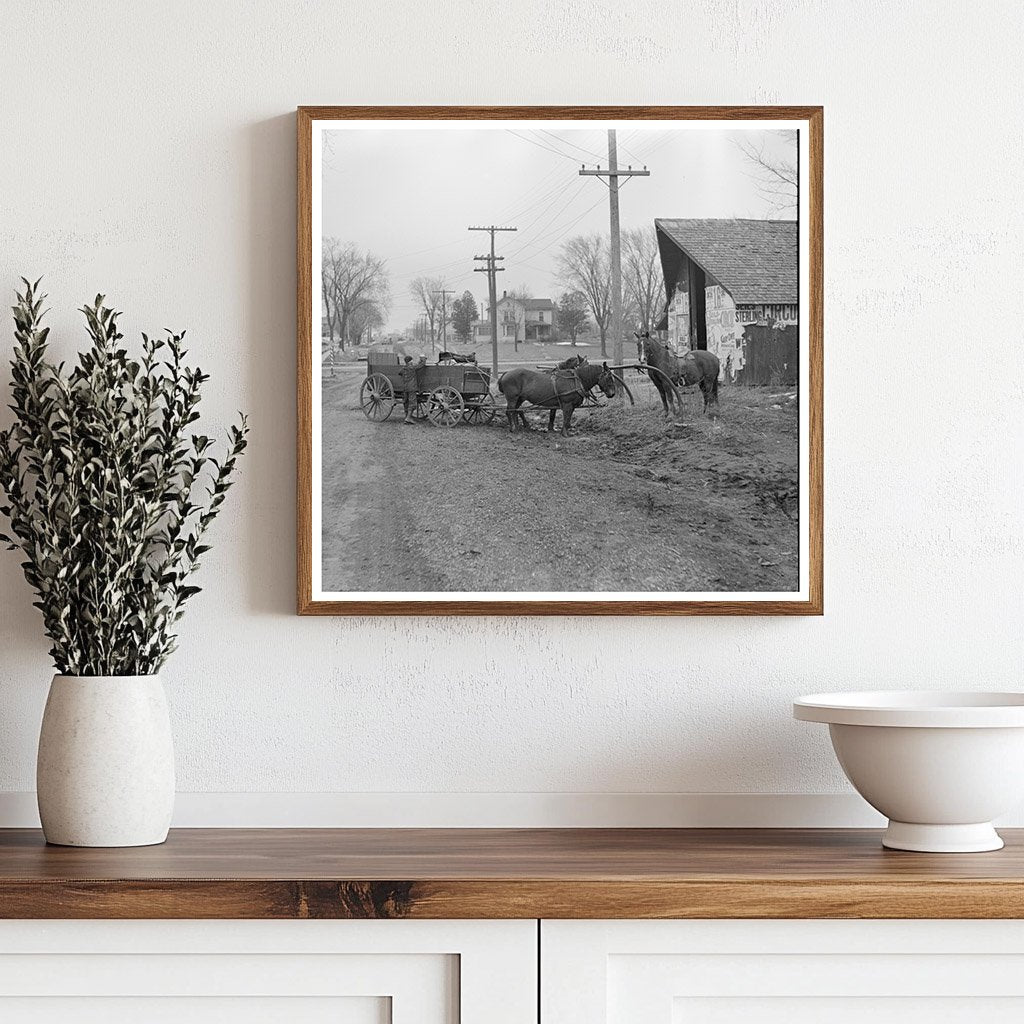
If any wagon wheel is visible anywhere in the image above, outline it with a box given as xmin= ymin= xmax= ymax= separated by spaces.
xmin=410 ymin=395 xmax=430 ymax=421
xmin=463 ymin=392 xmax=497 ymax=425
xmin=359 ymin=374 xmax=395 ymax=421
xmin=426 ymin=385 xmax=464 ymax=427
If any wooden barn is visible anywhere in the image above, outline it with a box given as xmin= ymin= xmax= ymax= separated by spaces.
xmin=654 ymin=218 xmax=798 ymax=384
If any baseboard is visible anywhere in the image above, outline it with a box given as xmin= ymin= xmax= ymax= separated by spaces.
xmin=3 ymin=791 xmax=1020 ymax=829
xmin=0 ymin=792 xmax=887 ymax=828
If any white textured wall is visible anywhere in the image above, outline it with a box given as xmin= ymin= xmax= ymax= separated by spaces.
xmin=1 ymin=0 xmax=1022 ymax=823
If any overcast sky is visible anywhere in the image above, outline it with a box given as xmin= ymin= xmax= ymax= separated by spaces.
xmin=322 ymin=125 xmax=797 ymax=331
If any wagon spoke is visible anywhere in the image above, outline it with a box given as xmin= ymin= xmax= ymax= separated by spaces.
xmin=427 ymin=385 xmax=464 ymax=427
xmin=360 ymin=373 xmax=395 ymax=421
xmin=463 ymin=392 xmax=497 ymax=425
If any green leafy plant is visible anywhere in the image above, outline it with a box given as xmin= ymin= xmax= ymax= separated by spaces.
xmin=0 ymin=279 xmax=248 ymax=676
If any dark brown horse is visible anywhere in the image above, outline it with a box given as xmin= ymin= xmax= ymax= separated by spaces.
xmin=547 ymin=354 xmax=588 ymax=372
xmin=498 ymin=361 xmax=616 ymax=436
xmin=639 ymin=332 xmax=720 ymax=416
xmin=679 ymin=348 xmax=721 ymax=414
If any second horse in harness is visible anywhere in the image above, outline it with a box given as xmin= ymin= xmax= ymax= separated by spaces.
xmin=497 ymin=361 xmax=617 ymax=436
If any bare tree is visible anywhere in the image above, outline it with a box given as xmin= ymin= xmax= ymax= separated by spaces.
xmin=557 ymin=235 xmax=612 ymax=357
xmin=736 ymin=131 xmax=798 ymax=215
xmin=321 ymin=238 xmax=344 ymax=346
xmin=322 ymin=239 xmax=390 ymax=353
xmin=346 ymin=284 xmax=390 ymax=349
xmin=622 ymin=227 xmax=662 ymax=335
xmin=349 ymin=303 xmax=386 ymax=347
xmin=410 ymin=276 xmax=446 ymax=350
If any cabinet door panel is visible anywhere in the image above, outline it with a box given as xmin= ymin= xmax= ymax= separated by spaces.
xmin=0 ymin=919 xmax=535 ymax=1024
xmin=543 ymin=920 xmax=1024 ymax=1024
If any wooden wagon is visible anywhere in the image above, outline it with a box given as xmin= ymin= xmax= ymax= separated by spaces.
xmin=359 ymin=349 xmax=497 ymax=427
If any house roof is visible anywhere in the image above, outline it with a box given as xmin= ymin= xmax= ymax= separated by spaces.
xmin=655 ymin=218 xmax=797 ymax=305
xmin=494 ymin=295 xmax=555 ymax=313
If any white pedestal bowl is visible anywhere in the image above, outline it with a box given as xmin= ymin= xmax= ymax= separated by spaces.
xmin=794 ymin=691 xmax=1024 ymax=852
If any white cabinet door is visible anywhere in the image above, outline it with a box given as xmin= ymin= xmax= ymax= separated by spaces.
xmin=543 ymin=919 xmax=1024 ymax=1024
xmin=0 ymin=919 xmax=536 ymax=1024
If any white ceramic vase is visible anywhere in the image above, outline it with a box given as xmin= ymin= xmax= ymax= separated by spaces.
xmin=36 ymin=675 xmax=175 ymax=847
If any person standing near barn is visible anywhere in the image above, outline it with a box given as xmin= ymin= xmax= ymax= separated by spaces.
xmin=399 ymin=354 xmax=425 ymax=424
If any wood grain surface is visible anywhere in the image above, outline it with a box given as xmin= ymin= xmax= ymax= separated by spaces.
xmin=296 ymin=105 xmax=823 ymax=616
xmin=1 ymin=828 xmax=1021 ymax=920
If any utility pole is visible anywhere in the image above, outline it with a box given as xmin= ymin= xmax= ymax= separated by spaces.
xmin=469 ymin=225 xmax=517 ymax=376
xmin=434 ymin=288 xmax=455 ymax=353
xmin=580 ymin=132 xmax=650 ymax=373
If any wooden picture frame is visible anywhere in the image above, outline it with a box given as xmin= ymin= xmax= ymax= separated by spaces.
xmin=298 ymin=106 xmax=822 ymax=615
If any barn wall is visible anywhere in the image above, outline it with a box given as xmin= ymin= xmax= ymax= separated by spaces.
xmin=666 ymin=259 xmax=692 ymax=352
xmin=737 ymin=324 xmax=800 ymax=385
xmin=1 ymin=1 xmax=1022 ymax=827
xmin=704 ymin=284 xmax=742 ymax=379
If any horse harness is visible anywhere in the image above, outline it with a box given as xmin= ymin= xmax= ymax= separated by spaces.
xmin=550 ymin=368 xmax=587 ymax=402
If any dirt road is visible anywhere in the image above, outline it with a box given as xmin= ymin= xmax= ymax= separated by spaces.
xmin=320 ymin=371 xmax=799 ymax=594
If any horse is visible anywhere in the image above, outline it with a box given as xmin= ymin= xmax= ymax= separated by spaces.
xmin=498 ymin=361 xmax=616 ymax=436
xmin=437 ymin=350 xmax=477 ymax=365
xmin=638 ymin=332 xmax=681 ymax=415
xmin=679 ymin=348 xmax=721 ymax=415
xmin=638 ymin=332 xmax=720 ymax=416
xmin=546 ymin=354 xmax=588 ymax=372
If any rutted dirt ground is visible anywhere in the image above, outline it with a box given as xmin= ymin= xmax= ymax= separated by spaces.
xmin=320 ymin=370 xmax=799 ymax=593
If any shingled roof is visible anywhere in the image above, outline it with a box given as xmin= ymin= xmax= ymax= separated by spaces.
xmin=655 ymin=218 xmax=797 ymax=305
xmin=524 ymin=298 xmax=555 ymax=311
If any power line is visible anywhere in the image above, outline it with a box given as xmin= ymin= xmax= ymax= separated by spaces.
xmin=502 ymin=179 xmax=587 ymax=256
xmin=379 ymin=164 xmax=570 ymax=269
xmin=494 ymin=163 xmax=568 ymax=221
xmin=383 ymin=171 xmax=579 ymax=277
xmin=615 ymin=132 xmax=648 ymax=167
xmin=503 ymin=186 xmax=590 ymax=262
xmin=506 ymin=192 xmax=607 ymax=265
xmin=392 ymin=179 xmax=581 ymax=282
xmin=505 ymin=174 xmax=611 ymax=260
xmin=514 ymin=257 xmax=560 ymax=277
xmin=504 ymin=129 xmax=581 ymax=163
xmin=399 ymin=248 xmax=479 ymax=278
xmin=535 ymin=129 xmax=604 ymax=162
xmin=384 ymin=237 xmax=474 ymax=264
xmin=494 ymin=175 xmax=581 ymax=232
xmin=632 ymin=130 xmax=676 ymax=161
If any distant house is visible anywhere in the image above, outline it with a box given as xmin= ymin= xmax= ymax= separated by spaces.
xmin=472 ymin=293 xmax=556 ymax=345
xmin=655 ymin=218 xmax=798 ymax=383
xmin=470 ymin=319 xmax=492 ymax=342
xmin=522 ymin=298 xmax=556 ymax=341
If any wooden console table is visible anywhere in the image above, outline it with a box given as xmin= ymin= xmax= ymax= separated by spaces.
xmin=2 ymin=826 xmax=1023 ymax=919
xmin=4 ymin=828 xmax=1024 ymax=1021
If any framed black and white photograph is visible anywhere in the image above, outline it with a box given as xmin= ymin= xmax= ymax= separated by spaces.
xmin=297 ymin=107 xmax=822 ymax=615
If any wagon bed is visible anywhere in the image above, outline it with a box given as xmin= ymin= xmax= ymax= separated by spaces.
xmin=359 ymin=350 xmax=496 ymax=426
